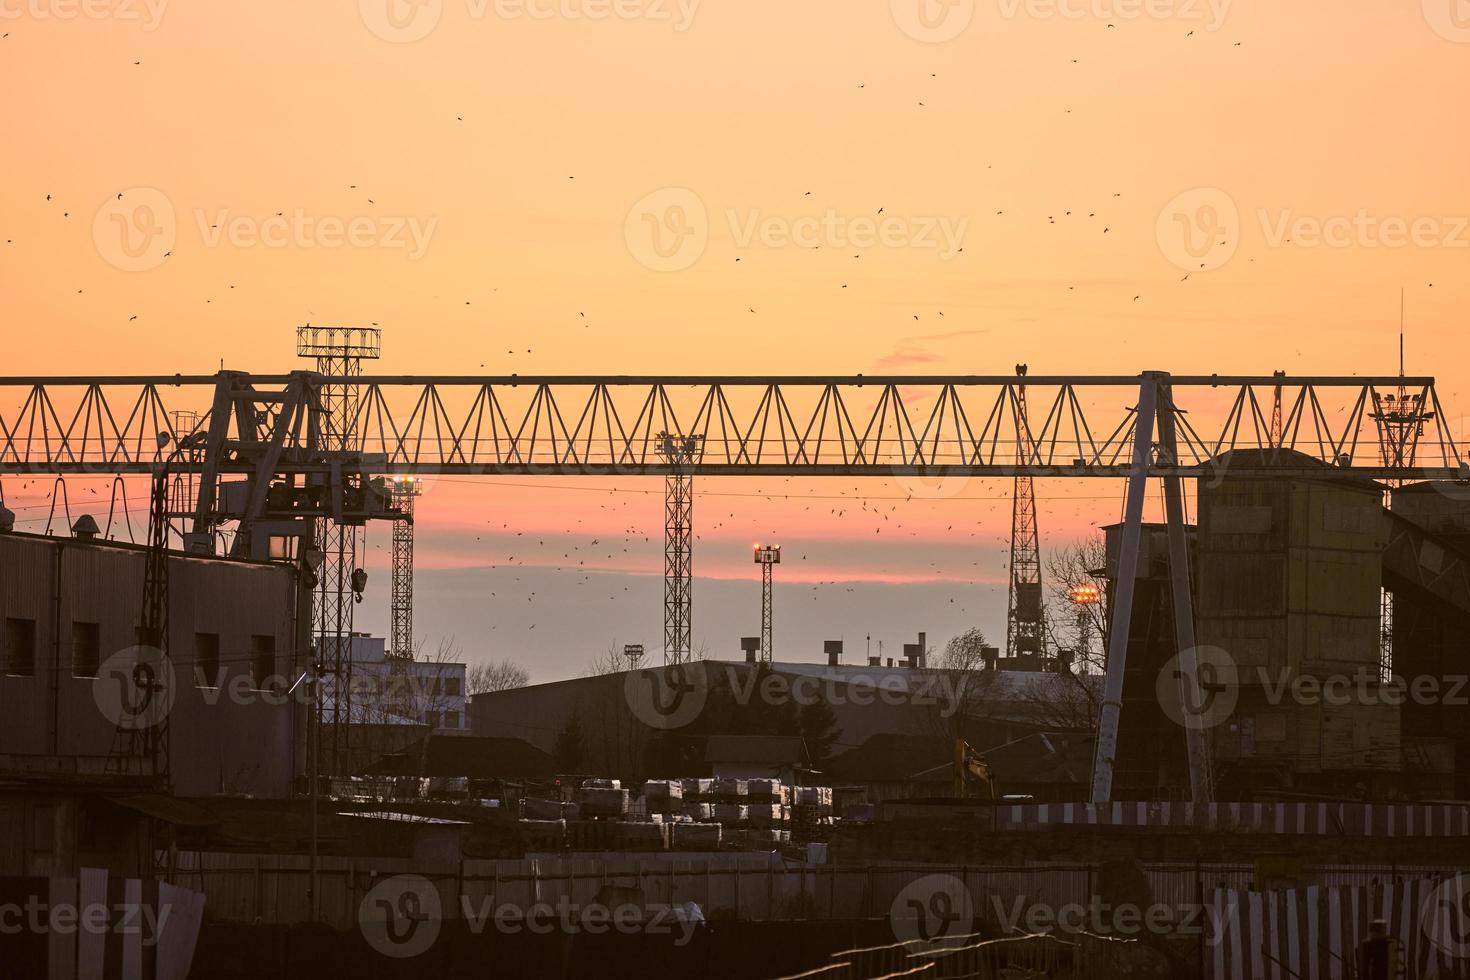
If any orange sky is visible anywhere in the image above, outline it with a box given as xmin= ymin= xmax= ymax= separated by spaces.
xmin=2 ymin=1 xmax=1468 ymax=670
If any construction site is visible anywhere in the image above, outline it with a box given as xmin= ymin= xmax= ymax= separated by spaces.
xmin=2 ymin=327 xmax=1470 ymax=979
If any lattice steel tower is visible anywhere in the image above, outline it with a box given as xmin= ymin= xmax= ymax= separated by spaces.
xmin=388 ymin=477 xmax=421 ymax=660
xmin=296 ymin=325 xmax=380 ymax=775
xmin=659 ymin=432 xmax=701 ymax=665
xmin=1370 ymin=299 xmax=1432 ymax=679
xmin=1006 ymin=365 xmax=1047 ymax=659
xmin=754 ymin=545 xmax=781 ymax=662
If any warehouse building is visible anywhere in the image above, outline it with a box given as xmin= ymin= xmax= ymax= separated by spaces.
xmin=0 ymin=524 xmax=304 ymax=801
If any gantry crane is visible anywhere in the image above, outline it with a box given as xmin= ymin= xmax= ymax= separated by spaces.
xmin=1005 ymin=365 xmax=1048 ymax=662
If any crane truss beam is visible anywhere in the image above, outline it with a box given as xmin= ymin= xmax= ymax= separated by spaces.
xmin=0 ymin=373 xmax=1465 ymax=481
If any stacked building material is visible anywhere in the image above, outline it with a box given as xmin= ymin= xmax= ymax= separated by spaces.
xmin=579 ymin=785 xmax=630 ymax=818
xmin=711 ymin=777 xmax=748 ymax=799
xmin=643 ymin=779 xmax=684 ymax=814
xmin=614 ymin=821 xmax=670 ymax=851
xmin=671 ymin=822 xmax=722 ymax=851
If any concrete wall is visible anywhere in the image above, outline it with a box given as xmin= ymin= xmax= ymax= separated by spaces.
xmin=0 ymin=532 xmax=301 ymax=798
xmin=1196 ymin=471 xmax=1397 ymax=781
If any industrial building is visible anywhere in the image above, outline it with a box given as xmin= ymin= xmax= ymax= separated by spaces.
xmin=0 ymin=524 xmax=303 ymax=800
xmin=1105 ymin=451 xmax=1470 ymax=801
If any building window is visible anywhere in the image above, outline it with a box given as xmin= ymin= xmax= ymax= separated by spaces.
xmin=196 ymin=633 xmax=221 ymax=687
xmin=424 ymin=710 xmax=440 ymax=729
xmin=445 ymin=677 xmax=462 ymax=697
xmin=444 ymin=710 xmax=460 ymax=730
xmin=71 ymin=622 xmax=100 ymax=678
xmin=250 ymin=635 xmax=276 ymax=690
xmin=4 ymin=618 xmax=36 ymax=677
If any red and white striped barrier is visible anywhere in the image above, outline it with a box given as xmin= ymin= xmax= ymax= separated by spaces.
xmin=0 ymin=869 xmax=204 ymax=980
xmin=998 ymin=802 xmax=1470 ymax=836
xmin=1208 ymin=874 xmax=1467 ymax=980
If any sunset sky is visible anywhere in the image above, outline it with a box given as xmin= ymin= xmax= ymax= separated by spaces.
xmin=2 ymin=1 xmax=1468 ymax=678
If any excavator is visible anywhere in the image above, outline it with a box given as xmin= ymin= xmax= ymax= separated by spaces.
xmin=953 ymin=739 xmax=995 ymax=799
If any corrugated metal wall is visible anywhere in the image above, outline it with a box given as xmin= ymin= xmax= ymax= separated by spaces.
xmin=0 ymin=534 xmax=299 ymax=799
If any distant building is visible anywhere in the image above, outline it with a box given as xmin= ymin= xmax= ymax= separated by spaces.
xmin=704 ymin=735 xmax=809 ymax=783
xmin=470 ymin=660 xmax=1099 ymax=782
xmin=319 ymin=634 xmax=468 ymax=734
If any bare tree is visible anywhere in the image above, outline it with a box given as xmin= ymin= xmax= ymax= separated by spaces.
xmin=584 ymin=642 xmax=627 ymax=677
xmin=1044 ymin=535 xmax=1109 ymax=675
xmin=468 ymin=658 xmax=530 ymax=695
xmin=918 ymin=627 xmax=1004 ymax=745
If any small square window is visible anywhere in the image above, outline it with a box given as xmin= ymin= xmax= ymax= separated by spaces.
xmin=250 ymin=635 xmax=276 ymax=690
xmin=71 ymin=622 xmax=100 ymax=678
xmin=4 ymin=619 xmax=36 ymax=677
xmin=195 ymin=633 xmax=221 ymax=687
